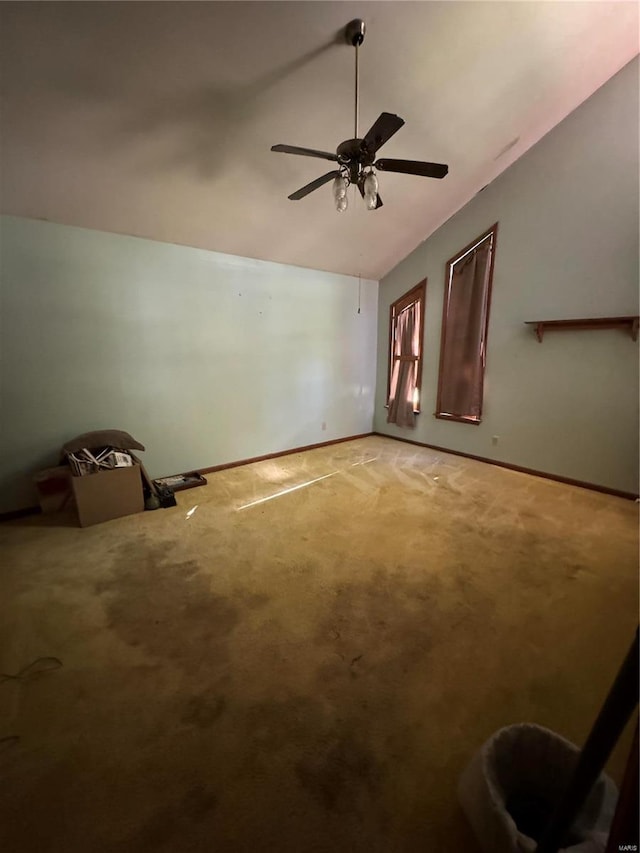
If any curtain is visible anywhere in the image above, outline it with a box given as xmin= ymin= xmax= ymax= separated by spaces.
xmin=439 ymin=242 xmax=491 ymax=420
xmin=387 ymin=299 xmax=420 ymax=428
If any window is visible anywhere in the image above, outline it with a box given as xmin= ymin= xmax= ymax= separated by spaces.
xmin=386 ymin=280 xmax=426 ymax=428
xmin=435 ymin=223 xmax=497 ymax=424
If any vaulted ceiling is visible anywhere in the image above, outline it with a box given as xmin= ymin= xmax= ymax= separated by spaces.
xmin=1 ymin=2 xmax=637 ymax=279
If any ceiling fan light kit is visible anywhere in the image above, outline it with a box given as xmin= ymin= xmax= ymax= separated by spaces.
xmin=271 ymin=19 xmax=449 ymax=212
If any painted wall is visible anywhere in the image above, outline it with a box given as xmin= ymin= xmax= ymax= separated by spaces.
xmin=374 ymin=57 xmax=639 ymax=495
xmin=0 ymin=217 xmax=377 ymax=512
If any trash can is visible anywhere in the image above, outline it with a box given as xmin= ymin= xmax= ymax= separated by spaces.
xmin=458 ymin=723 xmax=618 ymax=853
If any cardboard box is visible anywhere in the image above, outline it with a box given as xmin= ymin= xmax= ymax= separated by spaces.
xmin=71 ymin=463 xmax=144 ymax=527
xmin=33 ymin=466 xmax=73 ymax=514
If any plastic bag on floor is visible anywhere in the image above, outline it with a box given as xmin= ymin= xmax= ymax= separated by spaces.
xmin=458 ymin=723 xmax=617 ymax=853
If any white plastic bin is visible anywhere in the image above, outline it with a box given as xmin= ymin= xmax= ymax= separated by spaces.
xmin=458 ymin=723 xmax=618 ymax=853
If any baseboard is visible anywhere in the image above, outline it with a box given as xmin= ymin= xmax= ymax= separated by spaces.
xmin=0 ymin=434 xmax=373 ymax=521
xmin=373 ymin=432 xmax=639 ymax=501
xmin=198 ymin=432 xmax=374 ymax=476
xmin=6 ymin=430 xmax=630 ymax=518
xmin=0 ymin=505 xmax=42 ymax=523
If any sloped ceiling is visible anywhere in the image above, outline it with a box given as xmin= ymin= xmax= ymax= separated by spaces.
xmin=0 ymin=1 xmax=637 ymax=279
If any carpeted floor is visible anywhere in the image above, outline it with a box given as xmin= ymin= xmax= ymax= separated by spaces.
xmin=0 ymin=435 xmax=637 ymax=852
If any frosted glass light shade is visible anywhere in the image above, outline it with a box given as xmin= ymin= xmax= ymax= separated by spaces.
xmin=333 ymin=175 xmax=348 ymax=201
xmin=363 ymin=172 xmax=378 ymax=210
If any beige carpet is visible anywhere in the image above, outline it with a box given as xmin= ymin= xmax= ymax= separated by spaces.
xmin=0 ymin=435 xmax=637 ymax=852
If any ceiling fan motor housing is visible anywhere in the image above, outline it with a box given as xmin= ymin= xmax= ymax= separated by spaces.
xmin=337 ymin=139 xmax=375 ymax=184
xmin=336 ymin=139 xmax=375 ymax=170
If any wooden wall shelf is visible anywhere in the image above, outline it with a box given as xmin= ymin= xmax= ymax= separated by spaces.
xmin=525 ymin=316 xmax=639 ymax=343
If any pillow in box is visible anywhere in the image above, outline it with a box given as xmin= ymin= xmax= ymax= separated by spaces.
xmin=62 ymin=430 xmax=145 ymax=453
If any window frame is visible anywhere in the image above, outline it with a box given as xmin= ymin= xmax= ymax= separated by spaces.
xmin=386 ymin=279 xmax=427 ymax=414
xmin=435 ymin=223 xmax=498 ymax=425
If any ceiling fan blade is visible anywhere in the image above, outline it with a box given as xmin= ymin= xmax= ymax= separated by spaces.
xmin=271 ymin=144 xmax=338 ymax=162
xmin=288 ymin=170 xmax=341 ymax=201
xmin=357 ymin=181 xmax=383 ymax=209
xmin=362 ymin=113 xmax=405 ymax=154
xmin=375 ymin=158 xmax=449 ymax=179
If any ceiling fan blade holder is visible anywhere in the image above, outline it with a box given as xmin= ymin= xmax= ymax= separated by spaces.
xmin=375 ymin=158 xmax=449 ymax=179
xmin=363 ymin=113 xmax=405 ymax=155
xmin=271 ymin=144 xmax=338 ymax=162
xmin=288 ymin=170 xmax=341 ymax=201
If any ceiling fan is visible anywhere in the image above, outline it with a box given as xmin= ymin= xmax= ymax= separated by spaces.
xmin=270 ymin=18 xmax=449 ymax=211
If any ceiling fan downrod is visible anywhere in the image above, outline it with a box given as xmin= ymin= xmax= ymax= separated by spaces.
xmin=345 ymin=19 xmax=366 ymax=139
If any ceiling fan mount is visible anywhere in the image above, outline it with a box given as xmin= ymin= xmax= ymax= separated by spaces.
xmin=345 ymin=18 xmax=366 ymax=47
xmin=271 ymin=19 xmax=449 ymax=211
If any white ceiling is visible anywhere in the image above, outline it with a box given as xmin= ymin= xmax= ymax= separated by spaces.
xmin=0 ymin=1 xmax=637 ymax=280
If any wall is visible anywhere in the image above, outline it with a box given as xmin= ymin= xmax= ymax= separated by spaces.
xmin=0 ymin=217 xmax=378 ymax=512
xmin=374 ymin=57 xmax=639 ymax=495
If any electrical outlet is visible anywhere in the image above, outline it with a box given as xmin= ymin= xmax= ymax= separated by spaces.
xmin=321 ymin=422 xmax=327 ymax=431
xmin=492 ymin=435 xmax=499 ymax=445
